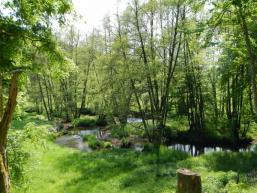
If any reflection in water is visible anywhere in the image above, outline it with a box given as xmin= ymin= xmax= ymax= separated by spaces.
xmin=55 ymin=128 xmax=107 ymax=151
xmin=55 ymin=135 xmax=92 ymax=152
xmin=168 ymin=143 xmax=251 ymax=156
xmin=127 ymin=118 xmax=143 ymax=123
xmin=56 ymin=127 xmax=255 ymax=155
xmin=78 ymin=129 xmax=106 ymax=139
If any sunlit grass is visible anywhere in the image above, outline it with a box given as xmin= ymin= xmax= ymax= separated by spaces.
xmin=12 ymin=140 xmax=257 ymax=193
xmin=10 ymin=114 xmax=257 ymax=193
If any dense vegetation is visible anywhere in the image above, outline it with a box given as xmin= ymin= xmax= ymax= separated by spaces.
xmin=1 ymin=0 xmax=257 ymax=193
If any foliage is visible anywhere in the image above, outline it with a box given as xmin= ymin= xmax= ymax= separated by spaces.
xmin=74 ymin=118 xmax=97 ymax=128
xmin=82 ymin=134 xmax=112 ymax=150
xmin=111 ymin=125 xmax=129 ymax=139
xmin=74 ymin=115 xmax=107 ymax=128
xmin=8 ymin=121 xmax=54 ymax=191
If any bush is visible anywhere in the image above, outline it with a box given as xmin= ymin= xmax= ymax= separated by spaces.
xmin=202 ymin=171 xmax=238 ymax=193
xmin=121 ymin=137 xmax=132 ymax=148
xmin=79 ymin=107 xmax=96 ymax=116
xmin=95 ymin=116 xmax=107 ymax=126
xmin=8 ymin=131 xmax=30 ymax=190
xmin=8 ymin=122 xmax=53 ymax=190
xmin=83 ymin=135 xmax=112 ymax=149
xmin=24 ymin=107 xmax=38 ymax=113
xmin=74 ymin=116 xmax=107 ymax=127
xmin=142 ymin=143 xmax=155 ymax=152
xmin=103 ymin=141 xmax=112 ymax=148
xmin=75 ymin=118 xmax=97 ymax=127
xmin=111 ymin=125 xmax=129 ymax=139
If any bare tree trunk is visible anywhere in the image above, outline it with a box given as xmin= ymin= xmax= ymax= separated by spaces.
xmin=0 ymin=72 xmax=20 ymax=193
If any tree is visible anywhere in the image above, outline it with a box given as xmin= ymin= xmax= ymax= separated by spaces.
xmin=0 ymin=0 xmax=71 ymax=192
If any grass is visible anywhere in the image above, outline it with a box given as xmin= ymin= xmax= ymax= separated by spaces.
xmin=11 ymin=113 xmax=54 ymax=130
xmin=12 ymin=140 xmax=257 ymax=193
xmin=9 ymin=114 xmax=257 ymax=193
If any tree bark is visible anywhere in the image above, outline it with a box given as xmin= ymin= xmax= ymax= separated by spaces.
xmin=0 ymin=74 xmax=3 ymax=120
xmin=177 ymin=168 xmax=202 ymax=193
xmin=0 ymin=72 xmax=20 ymax=193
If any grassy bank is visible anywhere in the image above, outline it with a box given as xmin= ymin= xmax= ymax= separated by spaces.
xmin=13 ymin=139 xmax=257 ymax=193
xmin=9 ymin=114 xmax=257 ymax=193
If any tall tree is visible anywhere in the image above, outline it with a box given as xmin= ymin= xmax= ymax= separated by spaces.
xmin=0 ymin=0 xmax=71 ymax=192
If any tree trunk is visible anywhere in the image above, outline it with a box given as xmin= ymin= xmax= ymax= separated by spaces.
xmin=0 ymin=72 xmax=20 ymax=193
xmin=177 ymin=168 xmax=202 ymax=193
xmin=236 ymin=2 xmax=257 ymax=120
xmin=0 ymin=74 xmax=3 ymax=120
xmin=37 ymin=75 xmax=50 ymax=121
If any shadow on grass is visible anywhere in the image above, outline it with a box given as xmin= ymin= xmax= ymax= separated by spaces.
xmin=11 ymin=114 xmax=54 ymax=130
xmin=54 ymin=149 xmax=139 ymax=192
xmin=53 ymin=148 xmax=187 ymax=193
xmin=204 ymin=152 xmax=257 ymax=173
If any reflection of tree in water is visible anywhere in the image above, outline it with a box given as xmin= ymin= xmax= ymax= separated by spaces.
xmin=168 ymin=143 xmax=253 ymax=157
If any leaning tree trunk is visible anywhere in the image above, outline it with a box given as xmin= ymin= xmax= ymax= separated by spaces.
xmin=0 ymin=72 xmax=20 ymax=193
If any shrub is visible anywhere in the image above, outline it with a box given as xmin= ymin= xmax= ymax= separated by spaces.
xmin=95 ymin=116 xmax=107 ymax=126
xmin=121 ymin=137 xmax=132 ymax=148
xmin=142 ymin=143 xmax=155 ymax=152
xmin=24 ymin=107 xmax=38 ymax=113
xmin=103 ymin=141 xmax=112 ymax=148
xmin=83 ymin=135 xmax=112 ymax=149
xmin=8 ymin=131 xmax=30 ymax=190
xmin=79 ymin=107 xmax=96 ymax=116
xmin=74 ymin=115 xmax=107 ymax=127
xmin=76 ymin=118 xmax=97 ymax=127
xmin=111 ymin=125 xmax=129 ymax=139
xmin=202 ymin=171 xmax=238 ymax=193
xmin=8 ymin=122 xmax=53 ymax=190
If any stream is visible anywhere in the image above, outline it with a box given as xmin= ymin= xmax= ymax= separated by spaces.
xmin=55 ymin=118 xmax=256 ymax=156
xmin=56 ymin=135 xmax=92 ymax=152
xmin=168 ymin=143 xmax=255 ymax=156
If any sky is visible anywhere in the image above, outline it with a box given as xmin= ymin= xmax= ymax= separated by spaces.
xmin=72 ymin=0 xmax=128 ymax=34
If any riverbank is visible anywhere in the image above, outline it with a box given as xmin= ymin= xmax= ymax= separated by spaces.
xmin=13 ymin=139 xmax=257 ymax=193
xmin=9 ymin=114 xmax=257 ymax=193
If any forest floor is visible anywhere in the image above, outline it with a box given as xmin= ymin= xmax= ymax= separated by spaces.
xmin=10 ymin=114 xmax=257 ymax=193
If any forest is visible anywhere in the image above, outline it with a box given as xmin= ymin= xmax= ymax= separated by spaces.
xmin=0 ymin=0 xmax=257 ymax=192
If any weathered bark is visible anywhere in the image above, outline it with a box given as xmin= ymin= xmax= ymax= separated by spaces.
xmin=0 ymin=153 xmax=9 ymax=193
xmin=177 ymin=168 xmax=202 ymax=193
xmin=0 ymin=72 xmax=20 ymax=193
xmin=0 ymin=74 xmax=3 ymax=120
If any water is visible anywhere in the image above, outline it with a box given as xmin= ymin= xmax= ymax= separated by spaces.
xmin=168 ymin=143 xmax=251 ymax=156
xmin=77 ymin=128 xmax=108 ymax=139
xmin=55 ymin=135 xmax=92 ymax=152
xmin=55 ymin=128 xmax=109 ymax=151
xmin=56 ymin=126 xmax=256 ymax=155
xmin=127 ymin=118 xmax=143 ymax=123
